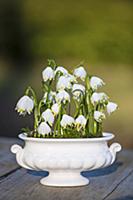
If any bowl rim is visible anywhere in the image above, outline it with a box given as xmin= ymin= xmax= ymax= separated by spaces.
xmin=18 ymin=132 xmax=114 ymax=142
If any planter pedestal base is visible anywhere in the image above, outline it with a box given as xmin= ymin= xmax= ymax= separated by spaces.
xmin=40 ymin=171 xmax=89 ymax=187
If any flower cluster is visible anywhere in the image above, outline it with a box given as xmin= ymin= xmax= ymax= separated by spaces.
xmin=15 ymin=60 xmax=118 ymax=138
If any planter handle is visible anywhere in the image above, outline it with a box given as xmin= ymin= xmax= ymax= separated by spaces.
xmin=11 ymin=144 xmax=32 ymax=170
xmin=11 ymin=144 xmax=22 ymax=154
xmin=109 ymin=143 xmax=122 ymax=164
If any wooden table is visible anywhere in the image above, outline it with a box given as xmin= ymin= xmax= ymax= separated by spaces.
xmin=0 ymin=137 xmax=133 ymax=200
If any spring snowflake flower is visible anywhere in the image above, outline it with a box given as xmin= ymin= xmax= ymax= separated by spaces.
xmin=72 ymin=84 xmax=85 ymax=100
xmin=56 ymin=90 xmax=70 ymax=104
xmin=91 ymin=92 xmax=108 ymax=105
xmin=55 ymin=66 xmax=68 ymax=75
xmin=42 ymin=109 xmax=54 ymax=126
xmin=67 ymin=74 xmax=77 ymax=83
xmin=15 ymin=95 xmax=34 ymax=115
xmin=90 ymin=76 xmax=105 ymax=90
xmin=43 ymin=91 xmax=56 ymax=104
xmin=73 ymin=66 xmax=87 ymax=81
xmin=37 ymin=122 xmax=51 ymax=135
xmin=51 ymin=103 xmax=60 ymax=115
xmin=94 ymin=111 xmax=105 ymax=123
xmin=75 ymin=115 xmax=87 ymax=131
xmin=42 ymin=67 xmax=54 ymax=82
xmin=60 ymin=114 xmax=75 ymax=128
xmin=91 ymin=92 xmax=101 ymax=104
xmin=56 ymin=76 xmax=72 ymax=91
xmin=107 ymin=102 xmax=118 ymax=115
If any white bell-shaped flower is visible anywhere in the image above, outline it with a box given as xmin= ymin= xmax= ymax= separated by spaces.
xmin=42 ymin=67 xmax=54 ymax=82
xmin=91 ymin=92 xmax=108 ymax=105
xmin=67 ymin=74 xmax=77 ymax=83
xmin=107 ymin=102 xmax=118 ymax=115
xmin=72 ymin=84 xmax=85 ymax=100
xmin=42 ymin=109 xmax=54 ymax=126
xmin=60 ymin=114 xmax=75 ymax=128
xmin=94 ymin=111 xmax=105 ymax=123
xmin=90 ymin=76 xmax=105 ymax=90
xmin=75 ymin=115 xmax=87 ymax=131
xmin=37 ymin=122 xmax=51 ymax=135
xmin=73 ymin=66 xmax=87 ymax=81
xmin=56 ymin=90 xmax=70 ymax=104
xmin=51 ymin=103 xmax=60 ymax=115
xmin=56 ymin=76 xmax=72 ymax=91
xmin=15 ymin=95 xmax=34 ymax=115
xmin=55 ymin=66 xmax=68 ymax=75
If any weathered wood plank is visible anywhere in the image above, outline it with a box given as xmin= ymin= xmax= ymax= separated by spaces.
xmin=0 ymin=168 xmax=102 ymax=200
xmin=0 ymin=137 xmax=21 ymax=177
xmin=104 ymin=171 xmax=133 ymax=200
xmin=0 ymin=150 xmax=133 ymax=200
xmin=98 ymin=150 xmax=133 ymax=199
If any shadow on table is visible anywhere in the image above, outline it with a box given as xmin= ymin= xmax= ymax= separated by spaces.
xmin=28 ymin=170 xmax=48 ymax=177
xmin=82 ymin=161 xmax=123 ymax=178
xmin=27 ymin=161 xmax=123 ymax=179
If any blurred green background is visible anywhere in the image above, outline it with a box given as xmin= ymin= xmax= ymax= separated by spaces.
xmin=0 ymin=0 xmax=133 ymax=148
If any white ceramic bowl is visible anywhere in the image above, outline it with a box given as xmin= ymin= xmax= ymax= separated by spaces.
xmin=11 ymin=132 xmax=121 ymax=187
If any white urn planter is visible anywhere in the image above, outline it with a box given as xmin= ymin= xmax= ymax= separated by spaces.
xmin=11 ymin=132 xmax=121 ymax=187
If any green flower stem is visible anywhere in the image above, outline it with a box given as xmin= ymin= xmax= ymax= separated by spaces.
xmin=34 ymin=108 xmax=39 ymax=130
xmin=85 ymin=76 xmax=91 ymax=115
xmin=74 ymin=100 xmax=80 ymax=118
xmin=85 ymin=75 xmax=95 ymax=137
xmin=97 ymin=122 xmax=103 ymax=137
xmin=53 ymin=117 xmax=58 ymax=137
xmin=25 ymin=86 xmax=39 ymax=130
xmin=47 ymin=59 xmax=56 ymax=69
xmin=37 ymin=100 xmax=44 ymax=121
xmin=79 ymin=104 xmax=84 ymax=115
xmin=57 ymin=105 xmax=62 ymax=137
xmin=54 ymin=105 xmax=62 ymax=137
xmin=89 ymin=113 xmax=94 ymax=136
xmin=83 ymin=97 xmax=87 ymax=117
xmin=94 ymin=121 xmax=97 ymax=134
xmin=68 ymin=101 xmax=71 ymax=115
xmin=96 ymin=104 xmax=104 ymax=137
xmin=45 ymin=80 xmax=53 ymax=108
xmin=42 ymin=81 xmax=49 ymax=92
xmin=73 ymin=89 xmax=85 ymax=118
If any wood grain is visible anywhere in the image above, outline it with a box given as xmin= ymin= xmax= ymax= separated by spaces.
xmin=0 ymin=137 xmax=21 ymax=177
xmin=104 ymin=171 xmax=133 ymax=200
